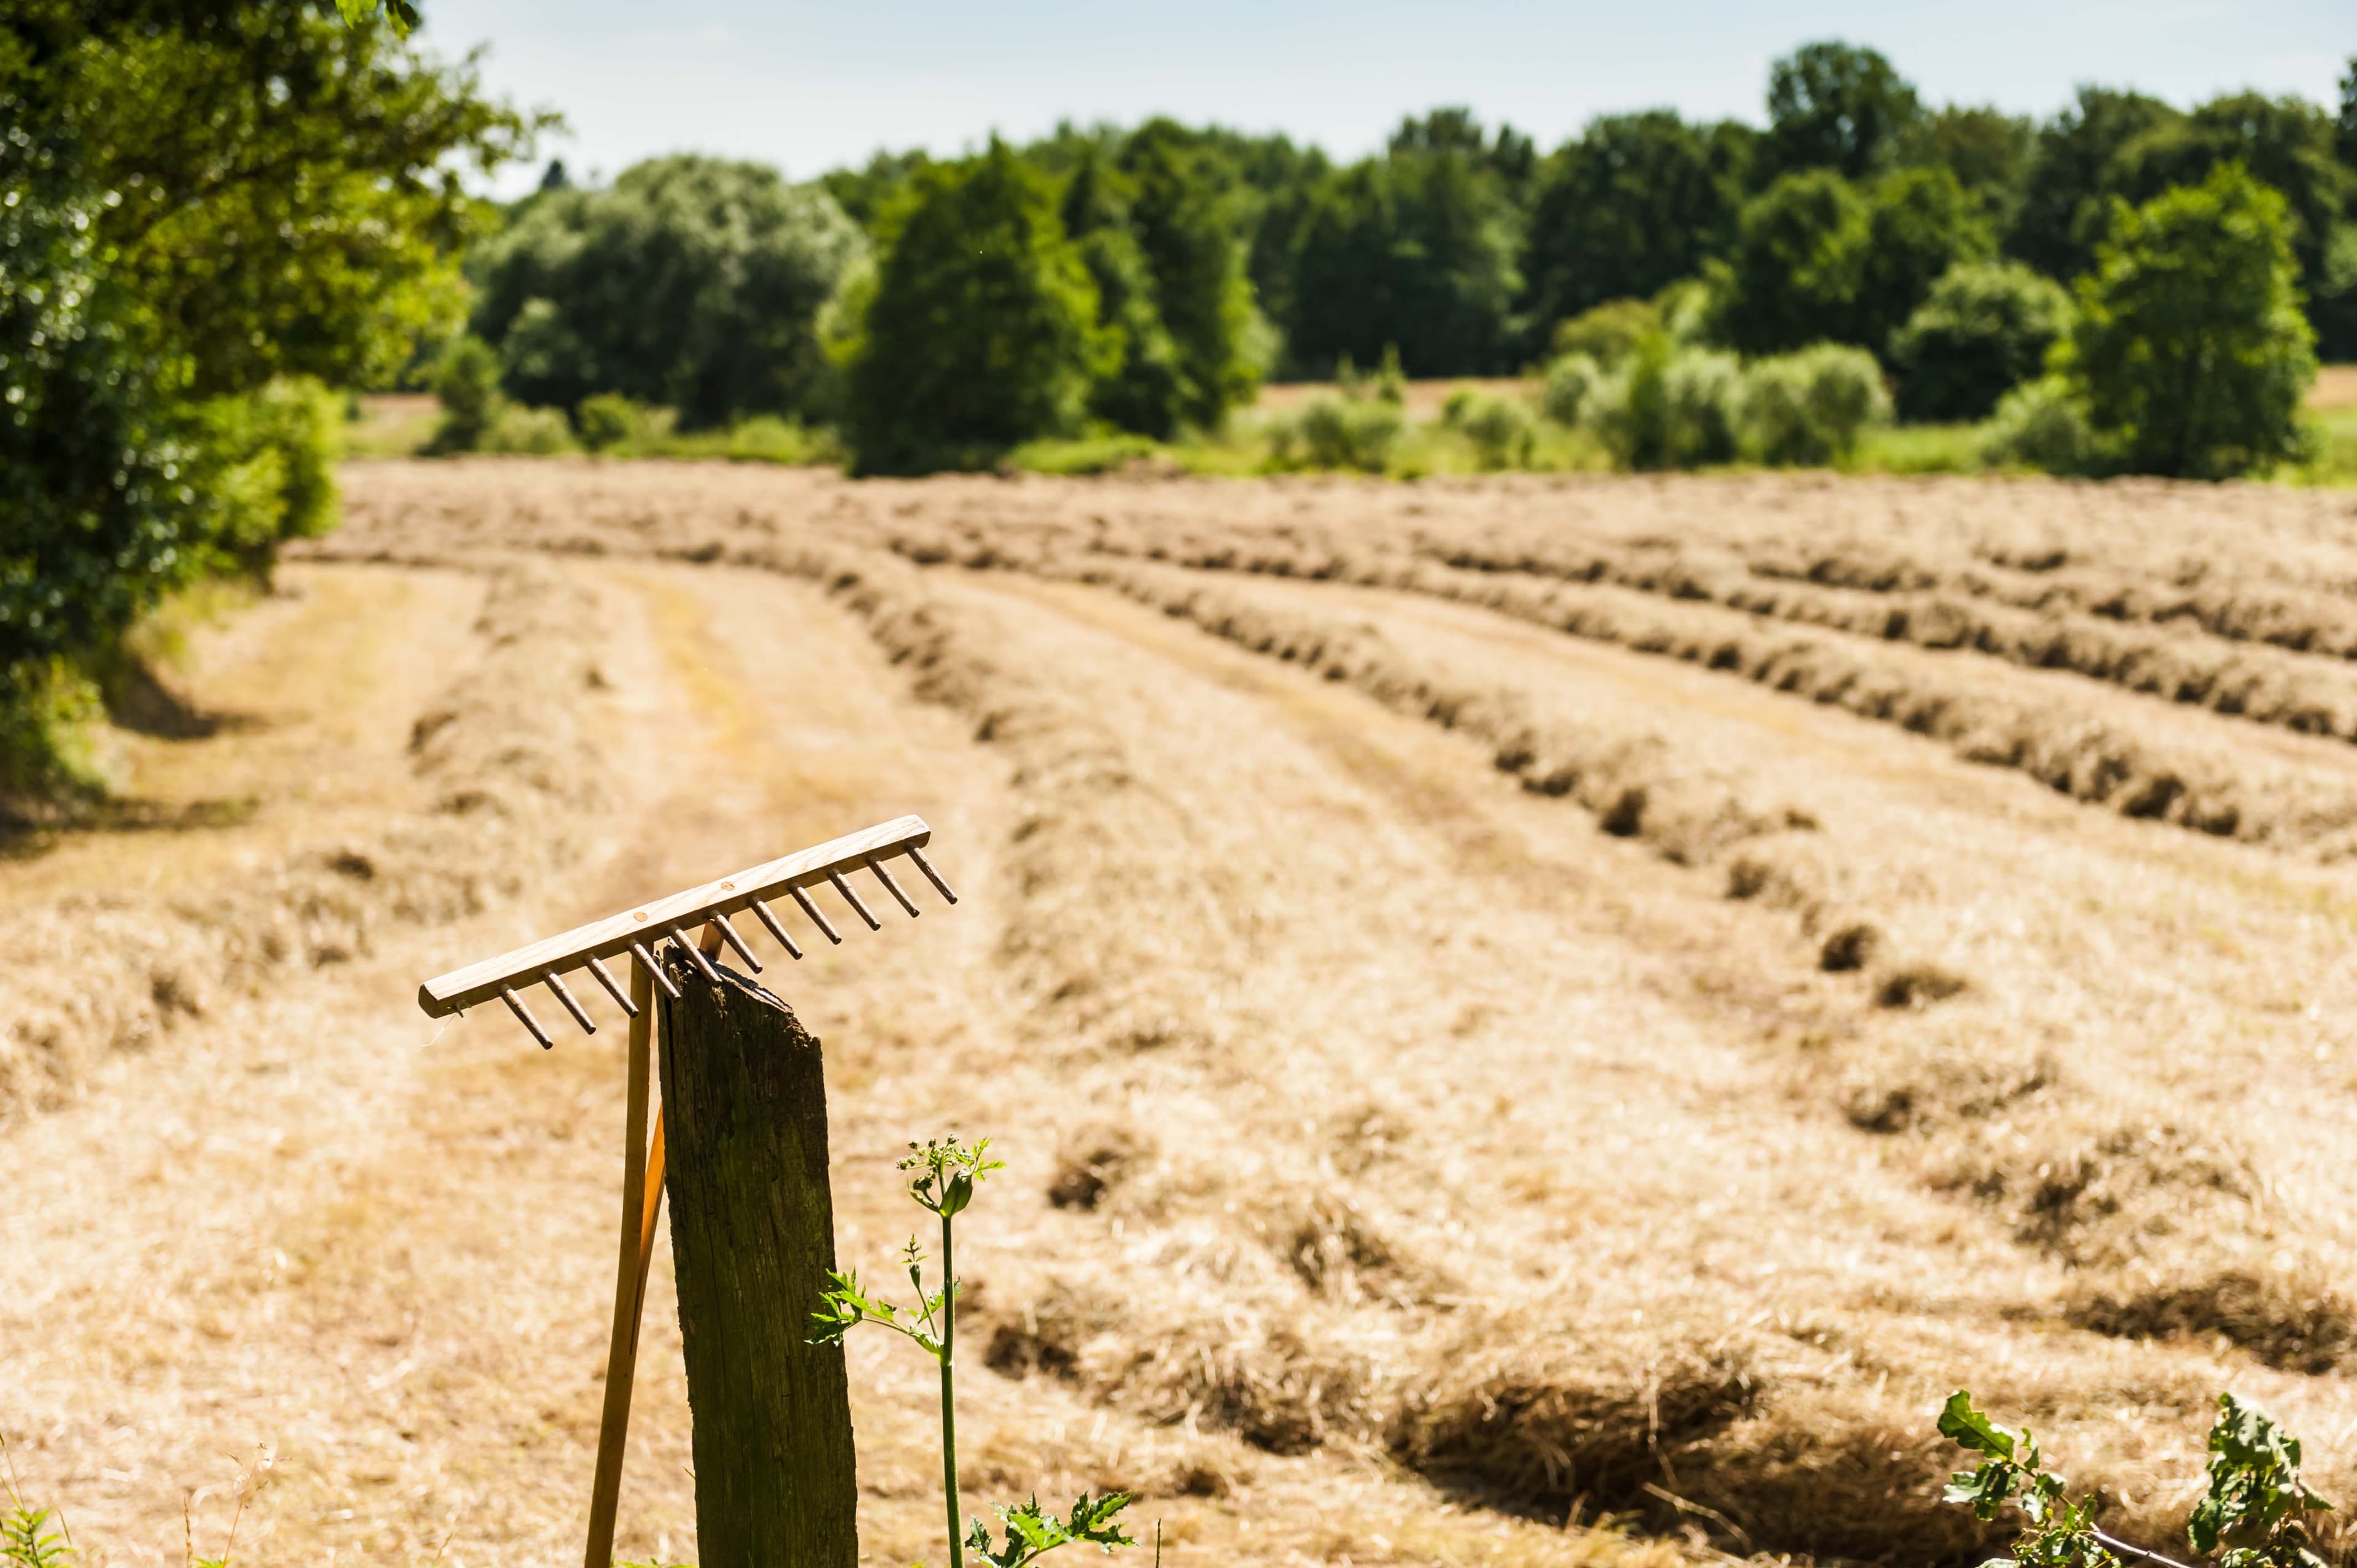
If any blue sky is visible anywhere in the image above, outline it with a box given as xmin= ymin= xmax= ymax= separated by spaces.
xmin=419 ymin=0 xmax=2351 ymax=195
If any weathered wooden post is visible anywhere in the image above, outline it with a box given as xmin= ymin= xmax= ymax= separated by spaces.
xmin=659 ymin=952 xmax=857 ymax=1567
xmin=411 ymin=817 xmax=959 ymax=1568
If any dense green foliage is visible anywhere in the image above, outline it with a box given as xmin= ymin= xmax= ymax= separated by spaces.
xmin=1762 ymin=41 xmax=1923 ymax=181
xmin=1285 ymin=120 xmax=1525 ymax=375
xmin=1 ymin=0 xmax=526 ymax=808
xmin=842 ymin=144 xmax=1112 ymax=474
xmin=468 ymin=155 xmax=865 ymax=428
xmin=2056 ymin=163 xmax=2317 ymax=477
xmin=1521 ymin=112 xmax=1751 ymax=328
xmin=1891 ymin=260 xmax=2073 ymax=420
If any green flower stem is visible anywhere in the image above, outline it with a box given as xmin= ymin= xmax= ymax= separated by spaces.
xmin=940 ymin=1205 xmax=961 ymax=1568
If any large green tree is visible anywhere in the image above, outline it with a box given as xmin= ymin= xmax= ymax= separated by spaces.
xmin=1896 ymin=105 xmax=2036 ymax=229
xmin=2007 ymin=87 xmax=2184 ymax=281
xmin=1117 ymin=119 xmax=1262 ymax=429
xmin=1 ymin=0 xmax=528 ymax=799
xmin=1060 ymin=153 xmax=1186 ymax=439
xmin=1520 ymin=111 xmax=1754 ymax=335
xmin=843 ymin=141 xmax=1110 ymax=474
xmin=1286 ymin=115 xmax=1523 ymax=376
xmin=2108 ymin=92 xmax=2357 ymax=356
xmin=1761 ymin=41 xmax=1924 ymax=181
xmin=469 ymin=155 xmax=865 ymax=427
xmin=2057 ymin=163 xmax=2316 ymax=479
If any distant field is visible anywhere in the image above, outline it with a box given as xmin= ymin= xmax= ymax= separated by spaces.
xmin=19 ymin=461 xmax=2357 ymax=1566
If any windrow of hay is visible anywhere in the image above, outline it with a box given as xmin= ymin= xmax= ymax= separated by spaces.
xmin=999 ymin=534 xmax=2357 ymax=860
xmin=0 ymin=560 xmax=617 ymax=1127
xmin=1417 ymin=539 xmax=2357 ymax=745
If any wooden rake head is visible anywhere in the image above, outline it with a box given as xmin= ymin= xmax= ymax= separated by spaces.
xmin=415 ymin=814 xmax=958 ymax=1046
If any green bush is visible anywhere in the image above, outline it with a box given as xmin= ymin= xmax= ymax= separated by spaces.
xmin=1540 ymin=353 xmax=1604 ymax=427
xmin=427 ymin=336 xmax=503 ymax=454
xmin=1582 ymin=341 xmax=1744 ymax=469
xmin=481 ymin=404 xmax=577 ymax=454
xmin=843 ymin=142 xmax=1112 ymax=475
xmin=1660 ymin=347 xmax=1743 ymax=465
xmin=187 ymin=376 xmax=343 ymax=577
xmin=1447 ymin=392 xmax=1538 ymax=469
xmin=1549 ymin=298 xmax=1663 ymax=368
xmin=1275 ymin=394 xmax=1402 ymax=472
xmin=574 ymin=392 xmax=642 ymax=452
xmin=1979 ymin=376 xmax=2100 ymax=473
xmin=470 ymin=155 xmax=865 ymax=429
xmin=2055 ymin=162 xmax=2318 ymax=479
xmin=1891 ymin=261 xmax=2073 ymax=422
xmin=1738 ymin=342 xmax=1892 ymax=465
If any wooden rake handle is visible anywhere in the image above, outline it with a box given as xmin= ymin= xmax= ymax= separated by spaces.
xmin=581 ymin=925 xmax=711 ymax=1568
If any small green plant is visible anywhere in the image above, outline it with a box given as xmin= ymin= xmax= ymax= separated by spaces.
xmin=814 ymin=1138 xmax=1136 ymax=1568
xmin=1 ymin=1428 xmax=73 ymax=1568
xmin=1939 ymin=1391 xmax=2331 ymax=1568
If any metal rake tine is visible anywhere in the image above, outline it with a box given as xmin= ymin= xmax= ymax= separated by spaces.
xmin=905 ymin=843 xmax=958 ymax=905
xmin=866 ymin=854 xmax=919 ymax=917
xmin=669 ymin=924 xmax=725 ymax=983
xmin=711 ymin=913 xmax=763 ymax=974
xmin=749 ymin=897 xmax=803 ymax=960
xmin=828 ymin=868 xmax=882 ymax=931
xmin=543 ymin=968 xmax=597 ymax=1035
xmin=630 ymin=940 xmax=683 ymax=1000
xmin=586 ymin=954 xmax=640 ymax=1017
xmin=790 ymin=884 xmax=842 ymax=944
xmin=500 ymin=985 xmax=555 ymax=1049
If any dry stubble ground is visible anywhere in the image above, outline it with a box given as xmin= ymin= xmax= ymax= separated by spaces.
xmin=12 ymin=458 xmax=2357 ymax=1566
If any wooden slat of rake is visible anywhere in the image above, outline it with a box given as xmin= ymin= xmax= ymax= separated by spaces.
xmin=416 ymin=814 xmax=934 ymax=1020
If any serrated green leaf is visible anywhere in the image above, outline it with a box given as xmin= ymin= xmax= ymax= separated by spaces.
xmin=1940 ymin=1391 xmax=2018 ymax=1460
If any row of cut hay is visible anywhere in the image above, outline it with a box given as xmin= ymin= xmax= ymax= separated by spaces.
xmin=1412 ymin=535 xmax=2357 ymax=740
xmin=1010 ymin=531 xmax=2357 ymax=862
xmin=0 ymin=559 xmax=617 ymax=1128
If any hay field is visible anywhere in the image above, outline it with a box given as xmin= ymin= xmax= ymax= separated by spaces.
xmin=12 ymin=460 xmax=2357 ymax=1567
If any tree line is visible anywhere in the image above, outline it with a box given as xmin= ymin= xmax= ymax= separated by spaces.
xmin=441 ymin=41 xmax=2357 ymax=474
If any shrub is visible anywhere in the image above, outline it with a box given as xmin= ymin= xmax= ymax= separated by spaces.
xmin=1582 ymin=342 xmax=1744 ymax=470
xmin=724 ymin=415 xmax=837 ymax=465
xmin=481 ymin=404 xmax=577 ymax=454
xmin=1979 ymin=376 xmax=2100 ymax=474
xmin=1450 ymin=393 xmax=1538 ymax=469
xmin=469 ymin=155 xmax=866 ymax=429
xmin=575 ymin=392 xmax=643 ymax=452
xmin=843 ymin=141 xmax=1112 ymax=475
xmin=1660 ymin=347 xmax=1743 ymax=465
xmin=1540 ymin=353 xmax=1604 ymax=427
xmin=185 ymin=377 xmax=342 ymax=582
xmin=1279 ymin=394 xmax=1402 ymax=472
xmin=2056 ymin=161 xmax=2318 ymax=479
xmin=1738 ymin=342 xmax=1892 ymax=465
xmin=427 ymin=335 xmax=503 ymax=454
xmin=1891 ymin=261 xmax=2073 ymax=422
xmin=1549 ymin=298 xmax=1663 ymax=368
